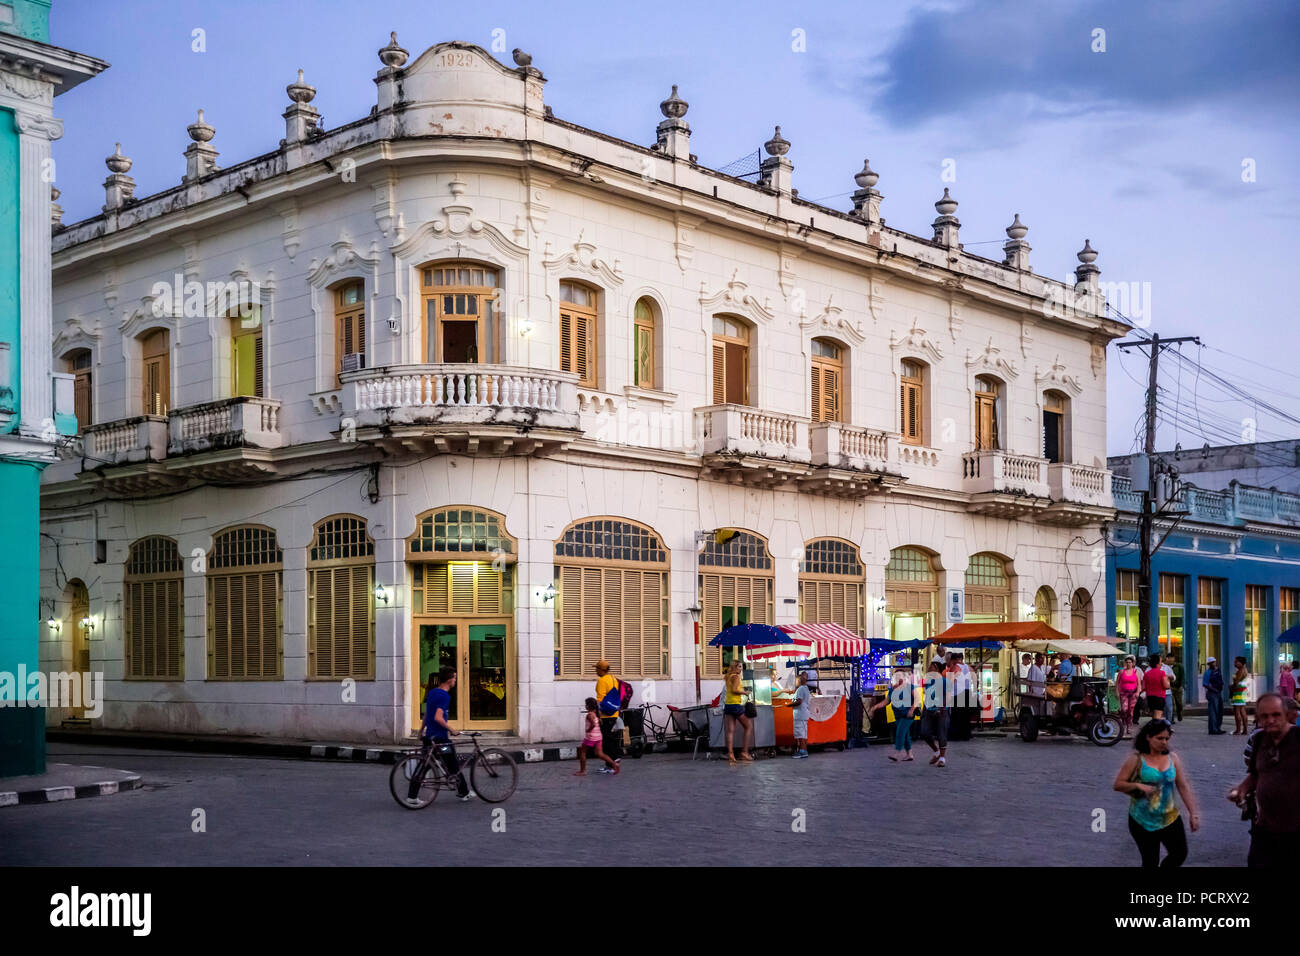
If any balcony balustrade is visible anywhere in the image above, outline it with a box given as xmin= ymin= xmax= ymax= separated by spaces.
xmin=169 ymin=396 xmax=284 ymax=454
xmin=82 ymin=416 xmax=168 ymax=466
xmin=693 ymin=404 xmax=811 ymax=463
xmin=1047 ymin=462 xmax=1112 ymax=507
xmin=961 ymin=449 xmax=1050 ymax=498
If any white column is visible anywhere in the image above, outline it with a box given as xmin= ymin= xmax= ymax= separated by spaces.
xmin=14 ymin=109 xmax=62 ymax=441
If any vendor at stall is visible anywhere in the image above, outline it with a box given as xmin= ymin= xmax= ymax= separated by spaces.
xmin=766 ymin=662 xmax=794 ymax=700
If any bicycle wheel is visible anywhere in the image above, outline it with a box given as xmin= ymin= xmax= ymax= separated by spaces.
xmin=469 ymin=747 xmax=518 ymax=803
xmin=389 ymin=751 xmax=443 ymax=809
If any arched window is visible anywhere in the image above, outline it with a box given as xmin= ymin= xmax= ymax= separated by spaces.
xmin=408 ymin=507 xmax=516 ymax=615
xmin=1034 ymin=585 xmax=1056 ymax=627
xmin=974 ymin=375 xmax=1002 ymax=450
xmin=633 ymin=297 xmax=657 ymax=390
xmin=140 ymin=329 xmax=170 ymax=415
xmin=308 ymin=515 xmax=375 ymax=679
xmin=800 ymin=538 xmax=865 ymax=635
xmin=332 ymin=280 xmax=366 ymax=385
xmin=560 ymin=280 xmax=598 ymax=387
xmin=711 ymin=316 xmax=750 ymax=405
xmin=230 ymin=306 xmax=264 ymax=398
xmin=421 ymin=263 xmax=500 ymax=364
xmin=554 ymin=518 xmax=668 ymax=679
xmin=965 ymin=553 xmax=1010 ymax=622
xmin=1070 ymin=587 xmax=1091 ymax=639
xmin=1043 ymin=390 xmax=1070 ymax=463
xmin=207 ymin=526 xmax=283 ymax=680
xmin=885 ymin=546 xmax=937 ymax=640
xmin=699 ymin=530 xmax=773 ymax=677
xmin=125 ymin=536 xmax=184 ymax=679
xmin=811 ymin=339 xmax=844 ymax=423
xmin=900 ymin=359 xmax=926 ymax=445
xmin=63 ymin=349 xmax=92 ymax=434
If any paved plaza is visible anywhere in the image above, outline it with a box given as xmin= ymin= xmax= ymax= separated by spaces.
xmin=0 ymin=718 xmax=1257 ymax=867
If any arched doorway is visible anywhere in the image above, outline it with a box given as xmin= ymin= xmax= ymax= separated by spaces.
xmin=1034 ymin=586 xmax=1056 ymax=628
xmin=408 ymin=507 xmax=516 ymax=733
xmin=65 ymin=580 xmax=90 ymax=719
xmin=1071 ymin=588 xmax=1092 ymax=640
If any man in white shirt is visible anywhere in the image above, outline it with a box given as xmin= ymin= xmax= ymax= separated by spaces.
xmin=1022 ymin=652 xmax=1046 ymax=684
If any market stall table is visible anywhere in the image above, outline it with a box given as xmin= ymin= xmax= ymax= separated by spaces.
xmin=773 ymin=694 xmax=847 ymax=749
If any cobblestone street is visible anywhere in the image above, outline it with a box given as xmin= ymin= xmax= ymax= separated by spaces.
xmin=0 ymin=717 xmax=1257 ymax=866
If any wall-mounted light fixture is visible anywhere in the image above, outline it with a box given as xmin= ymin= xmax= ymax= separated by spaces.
xmin=1020 ymin=602 xmax=1036 ymax=618
xmin=520 ymin=318 xmax=535 ymax=337
xmin=80 ymin=616 xmax=94 ymax=632
xmin=541 ymin=582 xmax=557 ymax=604
xmin=373 ymin=584 xmax=389 ymax=605
xmin=47 ymin=616 xmax=60 ymax=632
xmin=686 ymin=605 xmax=701 ymax=624
xmin=386 ymin=313 xmax=400 ymax=334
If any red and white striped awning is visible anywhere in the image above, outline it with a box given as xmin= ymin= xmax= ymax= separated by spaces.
xmin=746 ymin=623 xmax=869 ymax=660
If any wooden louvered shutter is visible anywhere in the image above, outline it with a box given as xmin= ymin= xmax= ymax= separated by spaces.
xmin=712 ymin=343 xmax=726 ymax=404
xmin=702 ymin=574 xmax=721 ymax=677
xmin=575 ymin=312 xmax=592 ymax=386
xmin=313 ymin=569 xmax=332 ymax=676
xmin=824 ymin=366 xmax=840 ymax=422
xmin=560 ymin=565 xmax=583 ymax=676
xmin=254 ymin=334 xmax=264 ymax=398
xmin=357 ymin=312 xmax=366 ymax=365
xmin=642 ymin=572 xmax=660 ymax=677
xmin=450 ymin=564 xmax=475 ymax=615
xmin=901 ymin=381 xmax=921 ymax=443
xmin=810 ymin=363 xmax=822 ymax=422
xmin=73 ymin=371 xmax=91 ymax=432
xmin=560 ymin=312 xmax=573 ymax=375
xmin=602 ymin=570 xmax=622 ymax=674
xmin=331 ymin=568 xmax=350 ymax=678
xmin=582 ymin=567 xmax=603 ymax=672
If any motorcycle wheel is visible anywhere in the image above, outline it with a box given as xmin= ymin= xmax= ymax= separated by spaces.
xmin=1019 ymin=709 xmax=1038 ymax=742
xmin=1089 ymin=715 xmax=1123 ymax=746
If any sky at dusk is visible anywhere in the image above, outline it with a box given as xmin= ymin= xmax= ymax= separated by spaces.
xmin=47 ymin=0 xmax=1300 ymax=457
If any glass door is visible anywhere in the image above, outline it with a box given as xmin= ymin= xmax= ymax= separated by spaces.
xmin=413 ymin=619 xmax=512 ymax=733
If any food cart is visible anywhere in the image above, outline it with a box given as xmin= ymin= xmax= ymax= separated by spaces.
xmin=747 ymin=623 xmax=869 ymax=750
xmin=705 ymin=623 xmax=788 ymax=753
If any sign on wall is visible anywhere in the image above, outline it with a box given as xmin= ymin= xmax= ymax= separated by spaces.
xmin=947 ymin=587 xmax=965 ymax=623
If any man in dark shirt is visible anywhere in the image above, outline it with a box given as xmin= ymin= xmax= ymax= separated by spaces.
xmin=1203 ymin=658 xmax=1225 ymax=734
xmin=1229 ymin=693 xmax=1300 ymax=866
xmin=417 ymin=667 xmax=470 ymax=800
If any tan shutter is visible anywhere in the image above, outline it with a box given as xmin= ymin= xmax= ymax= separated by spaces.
xmin=824 ymin=366 xmax=840 ymax=422
xmin=427 ymin=564 xmax=449 ymax=615
xmin=560 ymin=312 xmax=572 ymax=374
xmin=582 ymin=567 xmax=603 ymax=672
xmin=314 ymin=568 xmax=332 ymax=676
xmin=810 ymin=363 xmax=822 ymax=422
xmin=575 ymin=312 xmax=591 ymax=385
xmin=560 ymin=565 xmax=583 ymax=676
xmin=357 ymin=311 xmax=366 ymax=365
xmin=702 ymin=574 xmax=721 ymax=677
xmin=331 ymin=567 xmax=349 ymax=678
xmin=642 ymin=571 xmax=660 ymax=676
xmin=450 ymin=564 xmax=474 ymax=614
xmin=476 ymin=566 xmax=502 ymax=614
xmin=712 ymin=342 xmax=726 ymax=404
xmin=73 ymin=371 xmax=91 ymax=432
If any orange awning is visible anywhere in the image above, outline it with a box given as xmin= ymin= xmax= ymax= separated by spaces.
xmin=932 ymin=621 xmax=1072 ymax=644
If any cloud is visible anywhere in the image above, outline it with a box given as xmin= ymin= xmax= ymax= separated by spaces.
xmin=864 ymin=0 xmax=1300 ymax=130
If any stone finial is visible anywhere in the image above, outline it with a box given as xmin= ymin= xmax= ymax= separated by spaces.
xmin=286 ymin=69 xmax=316 ymax=104
xmin=1003 ymin=213 xmax=1030 ymax=270
xmin=854 ymin=158 xmax=878 ymax=189
xmin=105 ymin=142 xmax=132 ymax=173
xmin=512 ymin=48 xmax=532 ymax=67
xmin=379 ymin=31 xmax=408 ymax=68
xmin=932 ymin=188 xmax=960 ymax=247
xmin=764 ymin=125 xmax=791 ymax=157
xmin=660 ymin=85 xmax=688 ymax=120
xmin=103 ymin=144 xmax=137 ymax=212
xmin=1075 ymin=238 xmax=1100 ymax=291
xmin=187 ymin=109 xmax=215 ymax=143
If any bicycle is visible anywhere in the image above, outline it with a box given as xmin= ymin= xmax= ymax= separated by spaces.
xmin=388 ymin=732 xmax=518 ymax=809
xmin=626 ymin=702 xmax=688 ymax=757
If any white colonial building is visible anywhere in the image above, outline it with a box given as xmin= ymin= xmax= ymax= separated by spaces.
xmin=38 ymin=38 xmax=1127 ymax=743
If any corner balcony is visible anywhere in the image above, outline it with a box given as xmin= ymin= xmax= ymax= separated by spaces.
xmin=693 ymin=404 xmax=811 ymax=488
xmin=961 ymin=449 xmax=1050 ymax=518
xmin=1040 ymin=462 xmax=1116 ymax=526
xmin=77 ymin=397 xmax=285 ymax=492
xmin=803 ymin=422 xmax=904 ymax=497
xmin=342 ymin=364 xmax=581 ymax=456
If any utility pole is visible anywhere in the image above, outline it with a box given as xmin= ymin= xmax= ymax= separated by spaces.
xmin=1115 ymin=333 xmax=1199 ymax=656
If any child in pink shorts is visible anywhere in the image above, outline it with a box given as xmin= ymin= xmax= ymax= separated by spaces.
xmin=575 ymin=697 xmax=619 ymax=776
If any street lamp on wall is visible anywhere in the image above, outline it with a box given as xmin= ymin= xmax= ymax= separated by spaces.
xmin=80 ymin=616 xmax=94 ymax=632
xmin=686 ymin=605 xmax=701 ymax=624
xmin=373 ymin=584 xmax=389 ymax=604
xmin=541 ymin=582 xmax=557 ymax=604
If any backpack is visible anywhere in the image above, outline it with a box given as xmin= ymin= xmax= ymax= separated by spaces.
xmin=619 ymin=679 xmax=634 ymax=709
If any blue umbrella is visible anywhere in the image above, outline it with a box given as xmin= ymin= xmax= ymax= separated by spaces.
xmin=1280 ymin=623 xmax=1300 ymax=645
xmin=708 ymin=623 xmax=791 ymax=647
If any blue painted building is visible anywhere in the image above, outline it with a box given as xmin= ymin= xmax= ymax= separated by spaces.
xmin=0 ymin=0 xmax=105 ymax=774
xmin=1107 ymin=443 xmax=1300 ymax=706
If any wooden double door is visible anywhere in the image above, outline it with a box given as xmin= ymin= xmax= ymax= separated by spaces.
xmin=412 ymin=618 xmax=512 ymax=734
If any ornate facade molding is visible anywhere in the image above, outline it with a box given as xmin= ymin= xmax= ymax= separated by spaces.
xmin=542 ymin=229 xmax=624 ymax=286
xmin=699 ymin=270 xmax=774 ymax=324
xmin=278 ymin=200 xmax=301 ymax=261
xmin=51 ymin=316 xmax=101 ymax=359
xmin=307 ymin=229 xmax=382 ymax=288
xmin=867 ymin=273 xmax=887 ymax=324
xmin=673 ymin=212 xmax=701 ymax=272
xmin=13 ymin=109 xmax=62 ymax=140
xmin=1036 ymin=355 xmax=1084 ymax=396
xmin=392 ymin=177 xmax=529 ymax=261
xmin=0 ymin=71 xmax=53 ymax=105
xmin=777 ymin=243 xmax=800 ymax=298
xmin=964 ymin=337 xmax=1019 ymax=379
xmin=798 ymin=295 xmax=865 ymax=344
xmin=889 ymin=317 xmax=944 ymax=363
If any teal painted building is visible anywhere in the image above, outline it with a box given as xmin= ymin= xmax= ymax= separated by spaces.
xmin=0 ymin=0 xmax=105 ymax=775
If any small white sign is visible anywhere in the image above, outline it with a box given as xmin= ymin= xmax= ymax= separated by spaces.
xmin=947 ymin=588 xmax=965 ymax=623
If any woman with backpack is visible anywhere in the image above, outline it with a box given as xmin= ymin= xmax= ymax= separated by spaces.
xmin=594 ymin=660 xmax=625 ymax=765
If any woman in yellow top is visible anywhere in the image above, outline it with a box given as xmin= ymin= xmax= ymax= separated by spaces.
xmin=723 ymin=660 xmax=755 ymax=764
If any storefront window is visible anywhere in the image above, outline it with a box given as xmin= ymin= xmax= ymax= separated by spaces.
xmin=885 ymin=546 xmax=936 ymax=640
xmin=1196 ymin=578 xmax=1223 ymax=679
xmin=1114 ymin=570 xmax=1140 ymax=659
xmin=1245 ymin=585 xmax=1270 ymax=691
xmin=1279 ymin=588 xmax=1298 ymax=669
xmin=1157 ymin=573 xmax=1185 ymax=660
